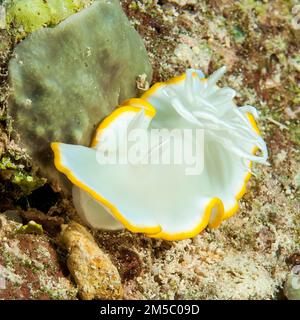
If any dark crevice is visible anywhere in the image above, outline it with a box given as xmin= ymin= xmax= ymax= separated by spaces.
xmin=16 ymin=183 xmax=60 ymax=213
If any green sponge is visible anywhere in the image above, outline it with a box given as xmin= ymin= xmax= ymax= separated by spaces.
xmin=8 ymin=0 xmax=152 ymax=194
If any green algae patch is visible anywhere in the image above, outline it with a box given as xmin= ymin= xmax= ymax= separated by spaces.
xmin=5 ymin=0 xmax=94 ymax=39
xmin=16 ymin=220 xmax=44 ymax=235
xmin=11 ymin=171 xmax=46 ymax=195
xmin=232 ymin=26 xmax=245 ymax=43
xmin=8 ymin=0 xmax=152 ymax=193
xmin=0 ymin=155 xmax=46 ymax=195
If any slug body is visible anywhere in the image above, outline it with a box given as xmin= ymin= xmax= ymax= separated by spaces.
xmin=52 ymin=67 xmax=268 ymax=241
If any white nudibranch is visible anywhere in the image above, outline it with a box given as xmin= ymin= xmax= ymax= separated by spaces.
xmin=51 ymin=67 xmax=268 ymax=241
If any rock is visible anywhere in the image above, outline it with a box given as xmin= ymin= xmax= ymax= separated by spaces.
xmin=0 ymin=215 xmax=77 ymax=299
xmin=284 ymin=265 xmax=300 ymax=300
xmin=60 ymin=221 xmax=123 ymax=300
xmin=20 ymin=208 xmax=64 ymax=236
xmin=1 ymin=209 xmax=22 ymax=223
xmin=8 ymin=0 xmax=152 ymax=193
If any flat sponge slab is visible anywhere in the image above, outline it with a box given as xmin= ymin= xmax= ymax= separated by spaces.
xmin=8 ymin=0 xmax=152 ymax=192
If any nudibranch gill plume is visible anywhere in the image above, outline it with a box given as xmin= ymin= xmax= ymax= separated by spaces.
xmin=51 ymin=67 xmax=268 ymax=241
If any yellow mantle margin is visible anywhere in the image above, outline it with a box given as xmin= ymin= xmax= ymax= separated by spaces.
xmin=51 ymin=72 xmax=261 ymax=241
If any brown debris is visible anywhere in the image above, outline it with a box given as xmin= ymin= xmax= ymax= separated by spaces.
xmin=114 ymin=246 xmax=143 ymax=282
xmin=286 ymin=253 xmax=300 ymax=267
xmin=20 ymin=208 xmax=64 ymax=236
